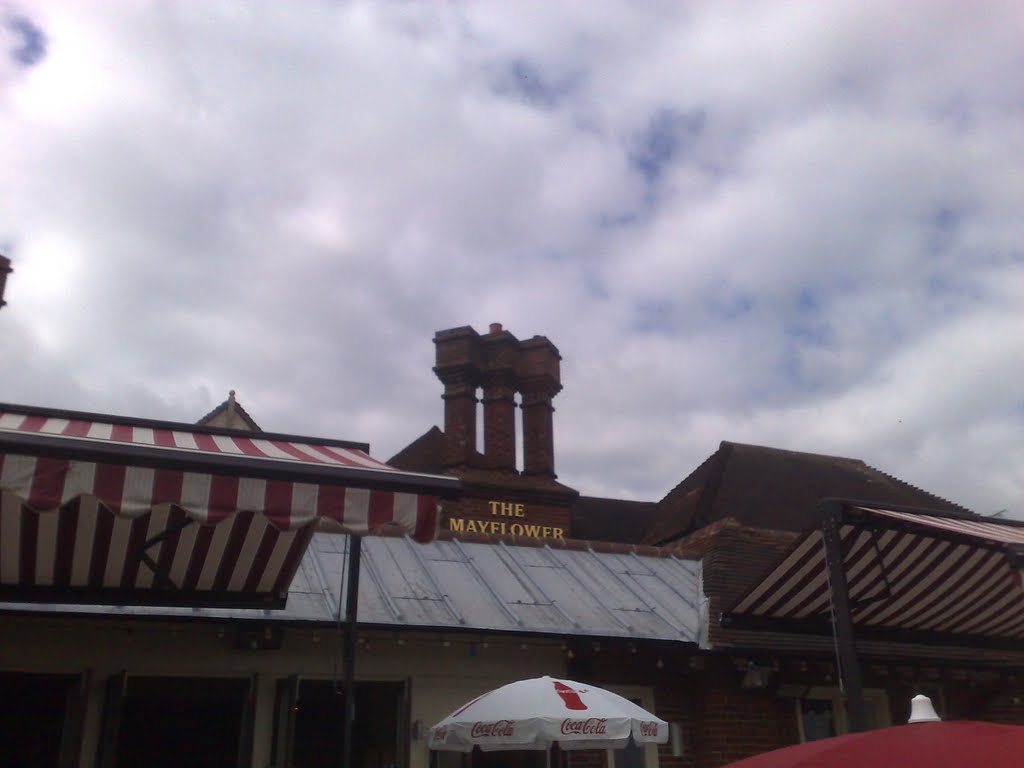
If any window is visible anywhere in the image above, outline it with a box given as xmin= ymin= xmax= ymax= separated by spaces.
xmin=282 ymin=679 xmax=406 ymax=768
xmin=0 ymin=672 xmax=80 ymax=768
xmin=795 ymin=687 xmax=890 ymax=742
xmin=108 ymin=675 xmax=251 ymax=768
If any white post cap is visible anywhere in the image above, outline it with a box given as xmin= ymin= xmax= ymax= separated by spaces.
xmin=908 ymin=694 xmax=941 ymax=723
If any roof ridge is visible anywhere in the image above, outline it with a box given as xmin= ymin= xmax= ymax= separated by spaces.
xmin=722 ymin=439 xmax=862 ymax=464
xmin=860 ymin=461 xmax=975 ymax=515
xmin=576 ymin=494 xmax=656 ymax=506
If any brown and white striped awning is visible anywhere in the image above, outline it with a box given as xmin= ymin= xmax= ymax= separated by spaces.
xmin=725 ymin=506 xmax=1024 ymax=643
xmin=0 ymin=404 xmax=458 ymax=607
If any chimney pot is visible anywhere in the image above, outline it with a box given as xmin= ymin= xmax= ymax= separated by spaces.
xmin=489 ymin=323 xmax=503 ymax=334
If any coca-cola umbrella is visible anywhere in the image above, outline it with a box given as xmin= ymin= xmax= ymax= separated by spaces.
xmin=720 ymin=696 xmax=1024 ymax=768
xmin=429 ymin=676 xmax=668 ymax=752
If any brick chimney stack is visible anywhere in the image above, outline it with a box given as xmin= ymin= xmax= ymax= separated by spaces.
xmin=518 ymin=335 xmax=562 ymax=479
xmin=433 ymin=324 xmax=563 ymax=479
xmin=433 ymin=327 xmax=482 ymax=469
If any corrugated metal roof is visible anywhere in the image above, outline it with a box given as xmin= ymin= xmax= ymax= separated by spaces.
xmin=0 ymin=533 xmax=704 ymax=644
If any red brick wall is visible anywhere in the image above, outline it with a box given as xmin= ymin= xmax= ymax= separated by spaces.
xmin=688 ymin=660 xmax=797 ymax=767
xmin=693 ymin=687 xmax=796 ymax=767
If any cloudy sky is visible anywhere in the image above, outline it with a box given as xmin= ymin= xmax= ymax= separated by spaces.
xmin=2 ymin=1 xmax=1022 ymax=517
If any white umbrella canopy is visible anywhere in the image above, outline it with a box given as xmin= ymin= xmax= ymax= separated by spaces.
xmin=429 ymin=676 xmax=668 ymax=752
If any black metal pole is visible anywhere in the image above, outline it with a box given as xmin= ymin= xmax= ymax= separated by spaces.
xmin=342 ymin=535 xmax=362 ymax=768
xmin=819 ymin=499 xmax=868 ymax=732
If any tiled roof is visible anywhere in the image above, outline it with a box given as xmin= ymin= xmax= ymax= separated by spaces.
xmin=571 ymin=496 xmax=660 ymax=544
xmin=388 ymin=425 xmax=446 ymax=473
xmin=644 ymin=441 xmax=973 ymax=545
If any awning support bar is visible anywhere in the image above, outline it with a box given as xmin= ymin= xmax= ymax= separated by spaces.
xmin=341 ymin=535 xmax=362 ymax=768
xmin=820 ymin=499 xmax=868 ymax=733
xmin=138 ymin=516 xmax=195 ymax=591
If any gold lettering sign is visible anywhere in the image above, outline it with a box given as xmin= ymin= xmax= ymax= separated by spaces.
xmin=446 ymin=501 xmax=565 ymax=538
xmin=488 ymin=501 xmax=525 ymax=517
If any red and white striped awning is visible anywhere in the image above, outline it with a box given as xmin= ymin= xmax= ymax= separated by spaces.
xmin=0 ymin=405 xmax=459 ymax=607
xmin=725 ymin=506 xmax=1024 ymax=643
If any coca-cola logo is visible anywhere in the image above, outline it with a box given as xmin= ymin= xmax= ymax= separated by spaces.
xmin=638 ymin=721 xmax=659 ymax=737
xmin=560 ymin=717 xmax=608 ymax=735
xmin=470 ymin=720 xmax=516 ymax=738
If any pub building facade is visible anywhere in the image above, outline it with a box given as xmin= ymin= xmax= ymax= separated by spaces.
xmin=1 ymin=317 xmax=1024 ymax=768
xmin=390 ymin=325 xmax=1024 ymax=765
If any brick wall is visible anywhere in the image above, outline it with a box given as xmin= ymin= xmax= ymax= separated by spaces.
xmin=687 ymin=659 xmax=797 ymax=767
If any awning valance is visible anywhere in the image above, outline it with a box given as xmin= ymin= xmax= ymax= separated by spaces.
xmin=723 ymin=505 xmax=1024 ymax=646
xmin=0 ymin=404 xmax=460 ymax=607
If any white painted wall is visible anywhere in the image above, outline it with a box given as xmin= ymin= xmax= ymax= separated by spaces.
xmin=0 ymin=616 xmax=565 ymax=768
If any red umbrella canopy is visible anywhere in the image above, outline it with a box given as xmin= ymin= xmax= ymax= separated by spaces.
xmin=722 ymin=721 xmax=1024 ymax=768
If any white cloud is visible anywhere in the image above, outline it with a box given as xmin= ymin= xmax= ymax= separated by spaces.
xmin=0 ymin=0 xmax=1022 ymax=519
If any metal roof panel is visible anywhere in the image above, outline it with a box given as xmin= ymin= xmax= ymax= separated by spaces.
xmin=1 ymin=534 xmax=704 ymax=644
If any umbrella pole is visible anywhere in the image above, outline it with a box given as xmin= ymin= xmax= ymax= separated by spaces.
xmin=820 ymin=500 xmax=868 ymax=733
xmin=341 ymin=535 xmax=363 ymax=768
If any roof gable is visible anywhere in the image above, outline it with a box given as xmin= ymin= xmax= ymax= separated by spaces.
xmin=197 ymin=390 xmax=261 ymax=432
xmin=388 ymin=425 xmax=446 ymax=474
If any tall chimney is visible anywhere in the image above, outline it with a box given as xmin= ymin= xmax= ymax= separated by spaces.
xmin=518 ymin=335 xmax=562 ymax=478
xmin=433 ymin=327 xmax=482 ymax=469
xmin=0 ymin=255 xmax=10 ymax=310
xmin=480 ymin=323 xmax=519 ymax=473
